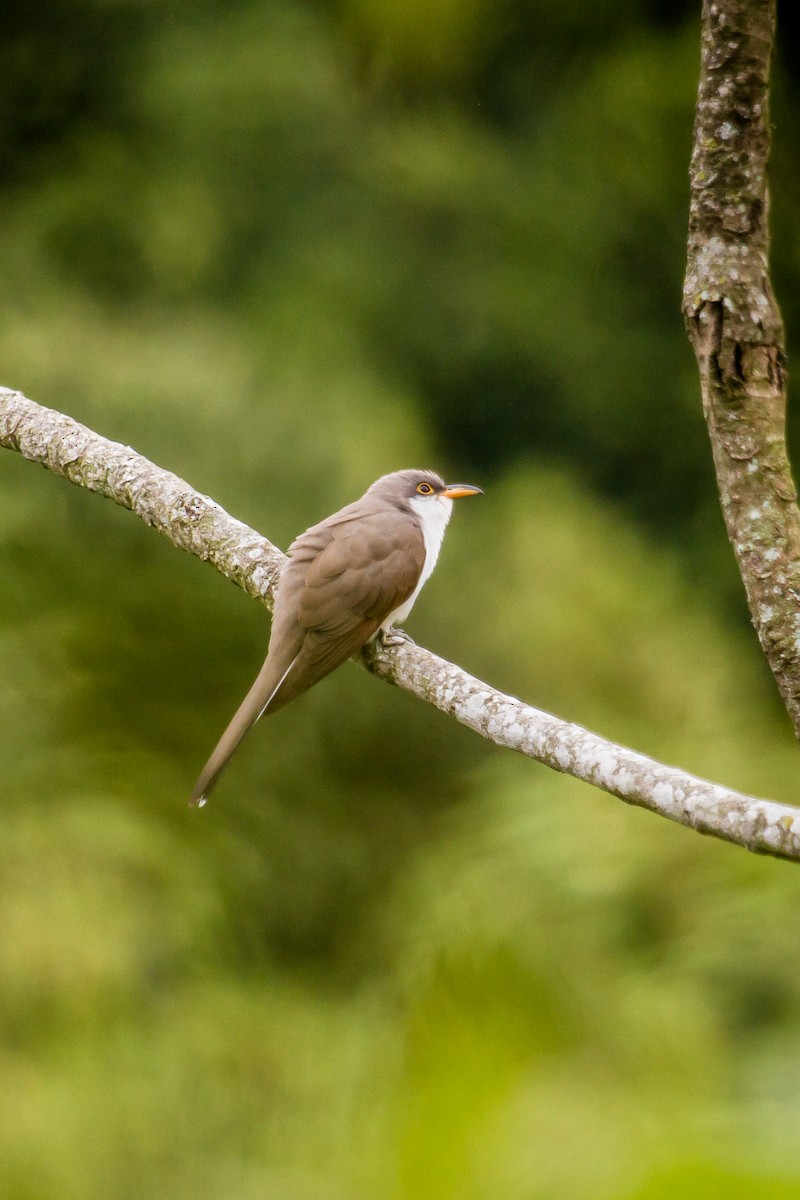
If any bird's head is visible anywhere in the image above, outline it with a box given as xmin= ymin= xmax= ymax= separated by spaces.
xmin=367 ymin=469 xmax=483 ymax=513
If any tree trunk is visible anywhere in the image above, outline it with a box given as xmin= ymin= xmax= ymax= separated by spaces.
xmin=683 ymin=0 xmax=800 ymax=733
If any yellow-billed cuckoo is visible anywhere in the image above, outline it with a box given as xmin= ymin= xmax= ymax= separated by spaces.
xmin=190 ymin=469 xmax=482 ymax=806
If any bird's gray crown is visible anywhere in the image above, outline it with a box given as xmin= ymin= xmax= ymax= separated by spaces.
xmin=365 ymin=469 xmax=446 ymax=503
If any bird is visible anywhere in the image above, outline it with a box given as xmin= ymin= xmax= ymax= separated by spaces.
xmin=190 ymin=469 xmax=482 ymax=806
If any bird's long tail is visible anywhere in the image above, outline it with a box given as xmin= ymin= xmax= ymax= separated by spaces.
xmin=189 ymin=655 xmax=297 ymax=807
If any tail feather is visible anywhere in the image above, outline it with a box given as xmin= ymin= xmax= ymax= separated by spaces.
xmin=189 ymin=654 xmax=298 ymax=807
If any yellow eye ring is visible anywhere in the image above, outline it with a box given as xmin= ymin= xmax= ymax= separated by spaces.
xmin=416 ymin=482 xmax=434 ymax=495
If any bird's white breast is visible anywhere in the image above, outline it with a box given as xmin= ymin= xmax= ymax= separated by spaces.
xmin=382 ymin=495 xmax=453 ymax=629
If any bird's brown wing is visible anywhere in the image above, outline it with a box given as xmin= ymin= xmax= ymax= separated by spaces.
xmin=189 ymin=502 xmax=424 ymax=805
xmin=263 ymin=507 xmax=425 ymax=713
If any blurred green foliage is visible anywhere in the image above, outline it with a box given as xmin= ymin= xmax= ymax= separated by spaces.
xmin=2 ymin=0 xmax=800 ymax=1196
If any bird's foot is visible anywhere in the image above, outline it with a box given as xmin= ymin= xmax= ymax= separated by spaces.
xmin=378 ymin=627 xmax=415 ymax=649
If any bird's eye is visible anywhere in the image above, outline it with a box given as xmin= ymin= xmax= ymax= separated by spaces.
xmin=416 ymin=482 xmax=434 ymax=495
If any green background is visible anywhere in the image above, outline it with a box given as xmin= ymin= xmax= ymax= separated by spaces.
xmin=2 ymin=1 xmax=800 ymax=1196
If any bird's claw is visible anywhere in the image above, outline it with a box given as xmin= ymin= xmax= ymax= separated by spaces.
xmin=378 ymin=627 xmax=414 ymax=648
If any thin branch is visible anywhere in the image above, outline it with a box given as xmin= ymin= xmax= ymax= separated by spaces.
xmin=2 ymin=386 xmax=799 ymax=862
xmin=683 ymin=0 xmax=800 ymax=733
xmin=0 ymin=386 xmax=285 ymax=605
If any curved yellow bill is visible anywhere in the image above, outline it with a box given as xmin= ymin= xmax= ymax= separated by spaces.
xmin=441 ymin=483 xmax=483 ymax=499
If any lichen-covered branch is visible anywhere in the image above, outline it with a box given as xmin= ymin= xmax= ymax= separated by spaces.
xmin=367 ymin=642 xmax=800 ymax=859
xmin=683 ymin=0 xmax=800 ymax=733
xmin=0 ymin=387 xmax=284 ymax=606
xmin=2 ymin=386 xmax=800 ymax=862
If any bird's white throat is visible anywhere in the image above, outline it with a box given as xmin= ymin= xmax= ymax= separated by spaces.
xmin=383 ymin=495 xmax=453 ymax=630
xmin=411 ymin=493 xmax=453 ymax=576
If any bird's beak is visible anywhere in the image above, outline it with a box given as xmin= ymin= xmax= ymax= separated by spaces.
xmin=441 ymin=483 xmax=483 ymax=500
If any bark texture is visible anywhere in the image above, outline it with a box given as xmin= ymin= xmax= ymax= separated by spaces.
xmin=3 ymin=386 xmax=800 ymax=862
xmin=684 ymin=0 xmax=800 ymax=731
xmin=0 ymin=388 xmax=283 ymax=606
